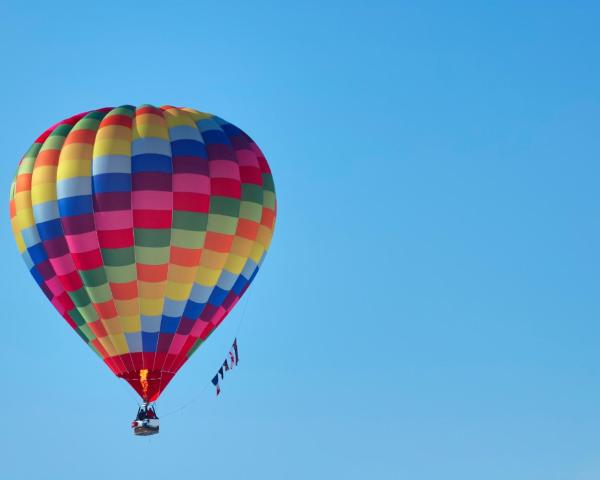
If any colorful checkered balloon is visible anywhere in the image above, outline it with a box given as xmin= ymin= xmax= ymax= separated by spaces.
xmin=9 ymin=105 xmax=276 ymax=401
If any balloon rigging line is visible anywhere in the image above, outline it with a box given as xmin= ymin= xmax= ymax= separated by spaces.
xmin=157 ymin=289 xmax=253 ymax=418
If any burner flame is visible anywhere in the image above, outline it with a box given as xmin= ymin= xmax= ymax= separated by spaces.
xmin=139 ymin=369 xmax=149 ymax=399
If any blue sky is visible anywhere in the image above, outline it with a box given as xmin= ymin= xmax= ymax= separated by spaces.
xmin=0 ymin=1 xmax=599 ymax=479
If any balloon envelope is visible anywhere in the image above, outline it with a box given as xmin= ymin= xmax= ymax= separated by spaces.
xmin=9 ymin=105 xmax=276 ymax=401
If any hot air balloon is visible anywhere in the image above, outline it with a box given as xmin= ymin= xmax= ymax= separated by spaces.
xmin=9 ymin=105 xmax=276 ymax=435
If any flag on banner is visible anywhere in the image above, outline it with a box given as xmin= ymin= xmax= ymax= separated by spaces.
xmin=211 ymin=339 xmax=240 ymax=397
xmin=211 ymin=374 xmax=220 ymax=396
xmin=233 ymin=338 xmax=239 ymax=365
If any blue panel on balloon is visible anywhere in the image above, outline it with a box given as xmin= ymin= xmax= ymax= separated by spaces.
xmin=183 ymin=301 xmax=205 ymax=320
xmin=93 ymin=173 xmax=131 ymax=193
xmin=208 ymin=286 xmax=228 ymax=306
xmin=201 ymin=130 xmax=229 ymax=145
xmin=28 ymin=243 xmax=48 ymax=264
xmin=221 ymin=123 xmax=243 ymax=137
xmin=58 ymin=195 xmax=93 ymax=216
xmin=171 ymin=139 xmax=206 ymax=157
xmin=231 ymin=276 xmax=248 ymax=295
xmin=159 ymin=316 xmax=180 ymax=334
xmin=142 ymin=332 xmax=159 ymax=352
xmin=36 ymin=219 xmax=63 ymax=241
xmin=30 ymin=267 xmax=44 ymax=285
xmin=132 ymin=154 xmax=172 ymax=173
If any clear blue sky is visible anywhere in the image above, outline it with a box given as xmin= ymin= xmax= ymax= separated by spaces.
xmin=0 ymin=1 xmax=599 ymax=479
